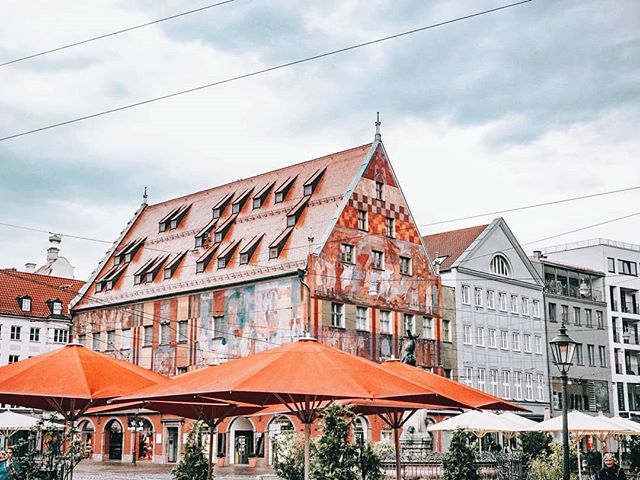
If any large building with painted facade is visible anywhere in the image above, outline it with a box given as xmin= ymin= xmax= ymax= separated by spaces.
xmin=542 ymin=239 xmax=640 ymax=418
xmin=423 ymin=218 xmax=550 ymax=418
xmin=71 ymin=139 xmax=444 ymax=464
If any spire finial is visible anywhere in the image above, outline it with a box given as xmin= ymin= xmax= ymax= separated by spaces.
xmin=142 ymin=187 xmax=148 ymax=206
xmin=374 ymin=112 xmax=382 ymax=141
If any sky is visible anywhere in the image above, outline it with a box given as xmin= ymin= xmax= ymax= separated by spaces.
xmin=0 ymin=0 xmax=638 ymax=280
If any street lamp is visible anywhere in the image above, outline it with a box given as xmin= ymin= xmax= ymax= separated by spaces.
xmin=549 ymin=322 xmax=577 ymax=480
xmin=128 ymin=417 xmax=144 ymax=466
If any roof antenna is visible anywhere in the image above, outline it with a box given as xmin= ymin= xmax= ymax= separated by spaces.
xmin=142 ymin=187 xmax=148 ymax=206
xmin=374 ymin=112 xmax=382 ymax=141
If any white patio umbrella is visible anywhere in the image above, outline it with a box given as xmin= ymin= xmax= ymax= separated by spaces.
xmin=596 ymin=414 xmax=640 ymax=465
xmin=499 ymin=412 xmax=537 ymax=429
xmin=0 ymin=411 xmax=39 ymax=448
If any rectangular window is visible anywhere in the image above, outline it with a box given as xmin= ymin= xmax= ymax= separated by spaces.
xmin=533 ymin=299 xmax=541 ymax=318
xmin=511 ymin=295 xmax=519 ymax=314
xmin=143 ymin=325 xmax=153 ymax=347
xmin=380 ymin=310 xmax=391 ymax=334
xmin=525 ymin=373 xmax=534 ymax=401
xmin=535 ymin=335 xmax=543 ymax=354
xmin=356 ymin=307 xmax=369 ymax=331
xmin=213 ymin=315 xmax=225 ymax=338
xmin=608 ymin=257 xmax=616 ymax=273
xmin=487 ymin=290 xmax=495 ymax=309
xmin=464 ymin=367 xmax=473 ymax=387
xmin=488 ymin=329 xmax=497 ymax=348
xmin=585 ymin=309 xmax=593 ymax=327
xmin=92 ymin=333 xmax=100 ymax=351
xmin=549 ymin=303 xmax=557 ymax=322
xmin=121 ymin=329 xmax=131 ymax=350
xmin=575 ymin=343 xmax=584 ymax=365
xmin=618 ymin=260 xmax=638 ymax=276
xmin=54 ymin=329 xmax=69 ymax=344
xmin=514 ymin=372 xmax=523 ymax=400
xmin=512 ymin=332 xmax=521 ymax=351
xmin=399 ymin=256 xmax=412 ymax=276
xmin=29 ymin=327 xmax=40 ymax=342
xmin=490 ymin=370 xmax=499 ymax=397
xmin=478 ymin=369 xmax=486 ymax=392
xmin=476 ymin=327 xmax=485 ymax=346
xmin=474 ymin=288 xmax=483 ymax=307
xmin=20 ymin=297 xmax=31 ymax=311
xmin=597 ymin=311 xmax=604 ymax=329
xmin=502 ymin=371 xmax=511 ymax=399
xmin=386 ymin=217 xmax=395 ymax=238
xmin=500 ymin=330 xmax=509 ymax=350
xmin=78 ymin=334 xmax=85 ymax=346
xmin=331 ymin=303 xmax=344 ymax=328
xmin=340 ymin=244 xmax=355 ymax=264
xmin=523 ymin=334 xmax=532 ymax=353
xmin=160 ymin=323 xmax=170 ymax=345
xmin=10 ymin=326 xmax=21 ymax=341
xmin=442 ymin=320 xmax=451 ymax=342
xmin=561 ymin=305 xmax=569 ymax=323
xmin=599 ymin=346 xmax=607 ymax=367
xmin=537 ymin=374 xmax=545 ymax=401
xmin=588 ymin=344 xmax=596 ymax=366
xmin=574 ymin=307 xmax=581 ymax=326
xmin=522 ymin=298 xmax=530 ymax=316
xmin=423 ymin=317 xmax=433 ymax=339
xmin=461 ymin=285 xmax=471 ymax=305
xmin=463 ymin=325 xmax=472 ymax=345
xmin=178 ymin=320 xmax=188 ymax=343
xmin=403 ymin=314 xmax=416 ymax=335
xmin=375 ymin=181 xmax=384 ymax=201
xmin=499 ymin=293 xmax=508 ymax=311
xmin=8 ymin=355 xmax=19 ymax=364
xmin=372 ymin=250 xmax=384 ymax=270
xmin=105 ymin=330 xmax=115 ymax=349
xmin=357 ymin=210 xmax=368 ymax=231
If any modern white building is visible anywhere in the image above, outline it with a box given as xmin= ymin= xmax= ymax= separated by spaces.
xmin=543 ymin=239 xmax=640 ymax=418
xmin=424 ymin=218 xmax=549 ymax=418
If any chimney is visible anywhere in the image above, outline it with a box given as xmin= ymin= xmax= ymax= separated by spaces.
xmin=47 ymin=234 xmax=62 ymax=262
xmin=25 ymin=263 xmax=36 ymax=273
xmin=532 ymin=250 xmax=542 ymax=261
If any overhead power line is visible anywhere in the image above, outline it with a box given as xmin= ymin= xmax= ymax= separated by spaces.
xmin=0 ymin=0 xmax=237 ymax=68
xmin=419 ymin=185 xmax=640 ymax=228
xmin=0 ymin=0 xmax=533 ymax=143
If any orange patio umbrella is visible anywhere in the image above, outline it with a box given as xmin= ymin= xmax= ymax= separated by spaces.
xmin=0 ymin=344 xmax=168 ymax=480
xmin=117 ymin=337 xmax=473 ymax=480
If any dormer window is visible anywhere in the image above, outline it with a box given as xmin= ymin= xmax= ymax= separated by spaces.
xmin=213 ymin=214 xmax=238 ymax=244
xmin=196 ymin=245 xmax=219 ymax=273
xmin=47 ymin=299 xmax=63 ymax=316
xmin=231 ymin=188 xmax=254 ymax=214
xmin=239 ymin=234 xmax=264 ymax=265
xmin=303 ymin=168 xmax=326 ymax=196
xmin=17 ymin=296 xmax=31 ymax=312
xmin=158 ymin=204 xmax=191 ymax=232
xmin=134 ymin=255 xmax=169 ymax=285
xmin=216 ymin=240 xmax=241 ymax=270
xmin=163 ymin=251 xmax=187 ymax=280
xmin=274 ymin=176 xmax=297 ymax=204
xmin=286 ymin=196 xmax=310 ymax=227
xmin=114 ymin=237 xmax=146 ymax=265
xmin=269 ymin=227 xmax=293 ymax=259
xmin=195 ymin=218 xmax=218 ymax=248
xmin=95 ymin=263 xmax=128 ymax=292
xmin=212 ymin=192 xmax=234 ymax=220
xmin=252 ymin=182 xmax=275 ymax=210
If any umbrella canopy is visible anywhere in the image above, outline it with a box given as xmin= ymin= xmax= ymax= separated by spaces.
xmin=380 ymin=360 xmax=524 ymax=411
xmin=0 ymin=344 xmax=168 ymax=420
xmin=524 ymin=410 xmax=630 ymax=436
xmin=596 ymin=414 xmax=640 ymax=435
xmin=427 ymin=410 xmax=521 ymax=434
xmin=499 ymin=411 xmax=537 ymax=428
xmin=0 ymin=411 xmax=39 ymax=431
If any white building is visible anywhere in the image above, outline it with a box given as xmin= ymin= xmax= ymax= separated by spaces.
xmin=424 ymin=218 xmax=549 ymax=418
xmin=25 ymin=234 xmax=75 ymax=279
xmin=543 ymin=239 xmax=640 ymax=418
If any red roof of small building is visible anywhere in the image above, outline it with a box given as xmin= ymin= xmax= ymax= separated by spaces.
xmin=74 ymin=143 xmax=375 ymax=310
xmin=0 ymin=269 xmax=84 ymax=319
xmin=422 ymin=224 xmax=488 ymax=272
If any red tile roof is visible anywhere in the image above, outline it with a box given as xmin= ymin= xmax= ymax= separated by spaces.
xmin=75 ymin=143 xmax=375 ymax=309
xmin=0 ymin=269 xmax=84 ymax=319
xmin=422 ymin=224 xmax=488 ymax=271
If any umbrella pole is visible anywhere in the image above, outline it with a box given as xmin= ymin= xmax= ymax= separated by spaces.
xmin=576 ymin=438 xmax=582 ymax=480
xmin=393 ymin=426 xmax=402 ymax=480
xmin=304 ymin=422 xmax=311 ymax=480
xmin=207 ymin=423 xmax=215 ymax=480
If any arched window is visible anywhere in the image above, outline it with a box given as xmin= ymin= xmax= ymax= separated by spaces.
xmin=490 ymin=255 xmax=511 ymax=277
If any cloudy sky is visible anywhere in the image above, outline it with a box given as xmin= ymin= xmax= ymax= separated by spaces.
xmin=0 ymin=0 xmax=638 ymax=280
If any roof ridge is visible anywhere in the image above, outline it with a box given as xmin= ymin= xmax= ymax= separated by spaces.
xmin=0 ymin=268 xmax=84 ymax=285
xmin=422 ymin=223 xmax=489 ymax=239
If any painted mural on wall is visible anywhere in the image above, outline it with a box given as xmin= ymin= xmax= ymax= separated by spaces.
xmin=197 ymin=276 xmax=302 ymax=364
xmin=322 ymin=327 xmax=372 ymax=358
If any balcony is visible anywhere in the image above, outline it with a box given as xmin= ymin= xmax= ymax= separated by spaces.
xmin=622 ymin=303 xmax=640 ymax=315
xmin=544 ymin=282 xmax=603 ymax=302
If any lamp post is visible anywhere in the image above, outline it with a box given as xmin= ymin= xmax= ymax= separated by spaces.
xmin=549 ymin=322 xmax=577 ymax=480
xmin=128 ymin=417 xmax=144 ymax=466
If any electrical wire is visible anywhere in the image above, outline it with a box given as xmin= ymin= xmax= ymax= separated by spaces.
xmin=0 ymin=0 xmax=237 ymax=68
xmin=0 ymin=0 xmax=533 ymax=142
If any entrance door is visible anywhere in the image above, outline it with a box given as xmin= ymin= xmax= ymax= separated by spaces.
xmin=234 ymin=431 xmax=253 ymax=465
xmin=167 ymin=427 xmax=179 ymax=463
xmin=109 ymin=430 xmax=123 ymax=460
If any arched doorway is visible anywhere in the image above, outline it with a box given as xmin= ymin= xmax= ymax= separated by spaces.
xmin=105 ymin=419 xmax=123 ymax=460
xmin=78 ymin=420 xmax=95 ymax=458
xmin=267 ymin=415 xmax=294 ymax=464
xmin=353 ymin=416 xmax=369 ymax=444
xmin=229 ymin=417 xmax=255 ymax=465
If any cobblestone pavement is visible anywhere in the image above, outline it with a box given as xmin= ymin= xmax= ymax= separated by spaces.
xmin=74 ymin=461 xmax=280 ymax=480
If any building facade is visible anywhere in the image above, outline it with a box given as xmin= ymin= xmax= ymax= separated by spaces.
xmin=71 ymin=139 xmax=444 ymax=464
xmin=424 ymin=218 xmax=549 ymax=417
xmin=531 ymin=255 xmax=611 ymax=416
xmin=543 ymin=239 xmax=640 ymax=418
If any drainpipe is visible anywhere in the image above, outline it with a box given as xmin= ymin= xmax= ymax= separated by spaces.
xmin=298 ymin=269 xmax=311 ymax=337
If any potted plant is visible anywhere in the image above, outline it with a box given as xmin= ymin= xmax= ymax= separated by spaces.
xmin=216 ymin=452 xmax=226 ymax=467
xmin=248 ymin=452 xmax=258 ymax=468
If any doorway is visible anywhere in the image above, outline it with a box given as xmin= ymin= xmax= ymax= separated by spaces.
xmin=234 ymin=431 xmax=253 ymax=465
xmin=105 ymin=420 xmax=123 ymax=460
xmin=167 ymin=427 xmax=179 ymax=463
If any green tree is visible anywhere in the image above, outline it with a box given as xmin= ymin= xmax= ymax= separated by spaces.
xmin=171 ymin=421 xmax=209 ymax=480
xmin=626 ymin=436 xmax=640 ymax=472
xmin=272 ymin=432 xmax=305 ymax=480
xmin=520 ymin=431 xmax=552 ymax=468
xmin=311 ymin=403 xmax=358 ymax=480
xmin=528 ymin=442 xmax=578 ymax=480
xmin=356 ymin=441 xmax=385 ymax=480
xmin=13 ymin=416 xmax=90 ymax=480
xmin=442 ymin=429 xmax=479 ymax=480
